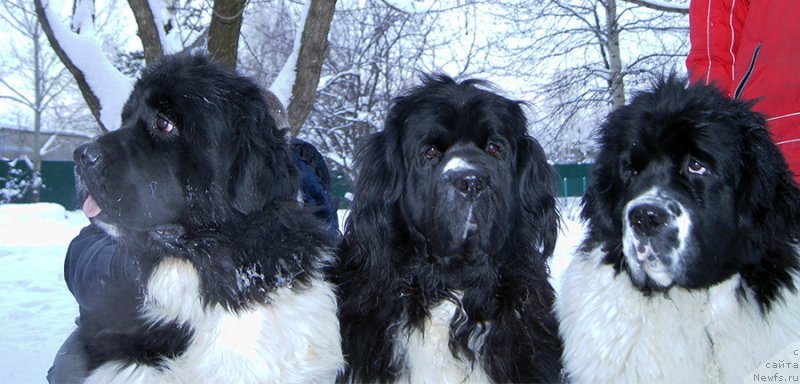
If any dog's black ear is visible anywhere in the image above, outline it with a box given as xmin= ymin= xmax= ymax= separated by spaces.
xmin=343 ymin=131 xmax=404 ymax=251
xmin=517 ymin=136 xmax=559 ymax=257
xmin=333 ymin=129 xmax=407 ymax=383
xmin=580 ymin=107 xmax=627 ymax=252
xmin=734 ymin=105 xmax=800 ymax=307
xmin=736 ymin=113 xmax=800 ymax=252
xmin=228 ymin=92 xmax=298 ymax=215
xmin=580 ymin=155 xmax=618 ymax=245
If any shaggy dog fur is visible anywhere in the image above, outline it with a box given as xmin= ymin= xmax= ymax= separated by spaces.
xmin=557 ymin=77 xmax=800 ymax=383
xmin=333 ymin=74 xmax=563 ymax=383
xmin=72 ymin=54 xmax=343 ymax=383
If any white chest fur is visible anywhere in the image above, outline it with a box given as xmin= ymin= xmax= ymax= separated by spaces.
xmin=85 ymin=258 xmax=343 ymax=384
xmin=395 ymin=298 xmax=491 ymax=384
xmin=557 ymin=247 xmax=800 ymax=384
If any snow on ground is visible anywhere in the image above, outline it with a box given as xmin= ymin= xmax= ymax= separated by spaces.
xmin=550 ymin=197 xmax=586 ymax=293
xmin=0 ymin=203 xmax=88 ymax=384
xmin=0 ymin=199 xmax=585 ymax=383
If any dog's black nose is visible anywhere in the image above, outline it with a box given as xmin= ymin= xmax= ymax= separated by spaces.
xmin=453 ymin=171 xmax=488 ymax=199
xmin=74 ymin=142 xmax=101 ymax=169
xmin=628 ymin=203 xmax=669 ymax=237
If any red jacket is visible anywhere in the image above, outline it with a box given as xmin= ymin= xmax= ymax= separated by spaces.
xmin=686 ymin=0 xmax=800 ymax=182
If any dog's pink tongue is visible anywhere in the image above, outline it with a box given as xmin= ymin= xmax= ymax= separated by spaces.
xmin=83 ymin=195 xmax=102 ymax=218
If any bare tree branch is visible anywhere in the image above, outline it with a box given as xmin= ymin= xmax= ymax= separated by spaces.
xmin=623 ymin=0 xmax=688 ymax=14
xmin=0 ymin=94 xmax=30 ymax=106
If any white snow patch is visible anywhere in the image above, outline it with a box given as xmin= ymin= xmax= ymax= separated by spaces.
xmin=269 ymin=0 xmax=312 ymax=110
xmin=42 ymin=2 xmax=133 ymax=131
xmin=147 ymin=0 xmax=183 ymax=54
xmin=0 ymin=203 xmax=88 ymax=383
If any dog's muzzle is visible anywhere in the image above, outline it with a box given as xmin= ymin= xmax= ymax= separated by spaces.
xmin=622 ymin=188 xmax=691 ymax=289
xmin=428 ymin=155 xmax=496 ymax=258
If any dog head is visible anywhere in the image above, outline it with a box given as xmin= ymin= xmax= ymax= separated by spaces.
xmin=73 ymin=54 xmax=298 ymax=240
xmin=346 ymin=74 xmax=557 ymax=273
xmin=582 ymin=76 xmax=800 ymax=293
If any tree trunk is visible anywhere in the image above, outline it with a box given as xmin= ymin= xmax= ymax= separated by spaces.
xmin=34 ymin=0 xmax=106 ymax=131
xmin=128 ymin=0 xmax=163 ymax=64
xmin=287 ymin=0 xmax=337 ymax=136
xmin=32 ymin=22 xmax=43 ymax=203
xmin=605 ymin=0 xmax=626 ymax=109
xmin=207 ymin=0 xmax=246 ymax=69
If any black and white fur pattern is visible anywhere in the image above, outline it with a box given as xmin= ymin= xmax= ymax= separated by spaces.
xmin=72 ymin=54 xmax=343 ymax=383
xmin=557 ymin=77 xmax=800 ymax=383
xmin=333 ymin=74 xmax=563 ymax=383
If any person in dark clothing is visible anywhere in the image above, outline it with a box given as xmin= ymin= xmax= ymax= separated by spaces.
xmin=46 ymin=226 xmax=136 ymax=384
xmin=291 ymin=138 xmax=340 ymax=236
xmin=47 ymin=138 xmax=339 ymax=383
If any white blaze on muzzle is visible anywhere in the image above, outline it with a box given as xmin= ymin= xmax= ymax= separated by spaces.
xmin=442 ymin=157 xmax=477 ymax=174
xmin=622 ymin=187 xmax=692 ymax=288
xmin=440 ymin=156 xmax=484 ymax=242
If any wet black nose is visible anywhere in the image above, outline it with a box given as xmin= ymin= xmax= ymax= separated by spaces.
xmin=628 ymin=203 xmax=669 ymax=237
xmin=452 ymin=171 xmax=488 ymax=200
xmin=74 ymin=142 xmax=101 ymax=169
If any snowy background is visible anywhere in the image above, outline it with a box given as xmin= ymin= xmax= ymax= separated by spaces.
xmin=0 ymin=203 xmax=87 ymax=383
xmin=0 ymin=0 xmax=691 ymax=381
xmin=0 ymin=199 xmax=586 ymax=383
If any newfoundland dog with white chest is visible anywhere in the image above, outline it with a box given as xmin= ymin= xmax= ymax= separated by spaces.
xmin=557 ymin=77 xmax=800 ymax=383
xmin=72 ymin=54 xmax=343 ymax=383
xmin=333 ymin=75 xmax=563 ymax=383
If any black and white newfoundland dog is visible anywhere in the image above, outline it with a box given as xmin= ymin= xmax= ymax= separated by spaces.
xmin=557 ymin=77 xmax=800 ymax=383
xmin=72 ymin=54 xmax=343 ymax=382
xmin=333 ymin=74 xmax=564 ymax=383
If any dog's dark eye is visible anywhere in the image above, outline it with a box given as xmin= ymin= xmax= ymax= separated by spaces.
xmin=424 ymin=146 xmax=440 ymax=160
xmin=155 ymin=114 xmax=177 ymax=135
xmin=687 ymin=159 xmax=707 ymax=175
xmin=486 ymin=143 xmax=501 ymax=157
xmin=622 ymin=160 xmax=638 ymax=176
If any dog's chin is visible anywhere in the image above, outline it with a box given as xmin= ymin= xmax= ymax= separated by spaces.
xmin=77 ymin=187 xmax=120 ymax=238
xmin=428 ymin=217 xmax=493 ymax=268
xmin=82 ymin=193 xmax=185 ymax=247
xmin=625 ymin=262 xmax=676 ymax=292
xmin=89 ymin=218 xmax=121 ymax=238
xmin=441 ymin=225 xmax=482 ymax=253
xmin=93 ymin=217 xmax=186 ymax=252
xmin=623 ymin=240 xmax=677 ymax=291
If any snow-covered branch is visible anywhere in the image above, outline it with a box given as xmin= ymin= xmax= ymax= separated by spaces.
xmin=269 ymin=1 xmax=311 ymax=112
xmin=270 ymin=0 xmax=337 ymax=136
xmin=148 ymin=0 xmax=183 ymax=54
xmin=39 ymin=132 xmax=60 ymax=155
xmin=34 ymin=0 xmax=132 ymax=132
xmin=127 ymin=0 xmax=179 ymax=63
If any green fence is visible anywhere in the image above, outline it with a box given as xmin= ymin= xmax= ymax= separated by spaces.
xmin=0 ymin=160 xmax=592 ymax=210
xmin=0 ymin=159 xmax=79 ymax=209
xmin=329 ymin=172 xmax=353 ymax=210
xmin=553 ymin=163 xmax=592 ymax=198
